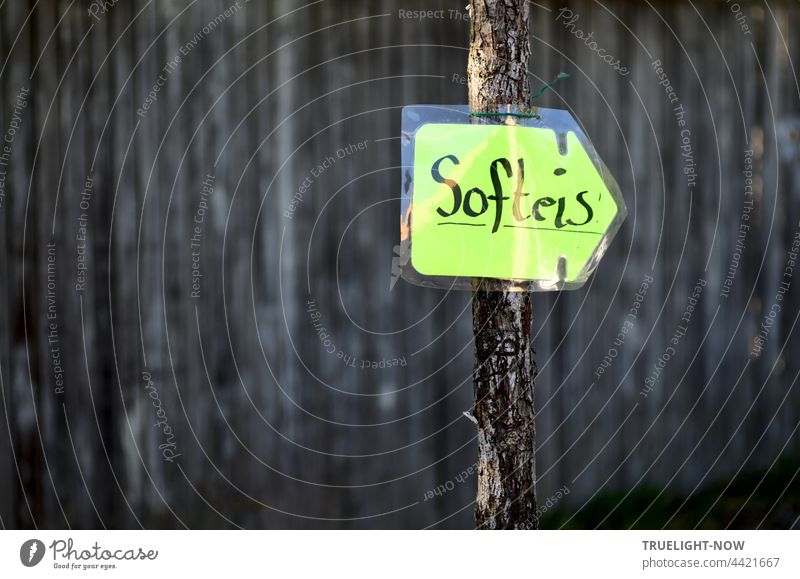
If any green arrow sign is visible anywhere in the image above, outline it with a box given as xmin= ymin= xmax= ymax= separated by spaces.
xmin=409 ymin=123 xmax=625 ymax=287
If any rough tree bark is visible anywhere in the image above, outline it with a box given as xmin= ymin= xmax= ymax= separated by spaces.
xmin=468 ymin=0 xmax=538 ymax=530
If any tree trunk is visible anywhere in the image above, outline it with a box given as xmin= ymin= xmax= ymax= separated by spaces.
xmin=468 ymin=0 xmax=538 ymax=530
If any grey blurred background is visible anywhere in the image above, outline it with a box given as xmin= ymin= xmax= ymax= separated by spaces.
xmin=0 ymin=0 xmax=799 ymax=529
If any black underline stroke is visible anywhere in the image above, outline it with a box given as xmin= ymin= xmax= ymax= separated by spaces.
xmin=437 ymin=222 xmax=486 ymax=227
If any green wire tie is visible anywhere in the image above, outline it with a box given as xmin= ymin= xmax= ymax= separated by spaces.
xmin=469 ymin=73 xmax=572 ymax=121
xmin=531 ymin=72 xmax=572 ymax=100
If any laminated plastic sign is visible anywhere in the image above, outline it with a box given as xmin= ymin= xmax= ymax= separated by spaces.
xmin=398 ymin=105 xmax=626 ymax=291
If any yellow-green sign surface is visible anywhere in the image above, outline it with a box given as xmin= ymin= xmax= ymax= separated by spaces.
xmin=410 ymin=124 xmax=621 ymax=282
